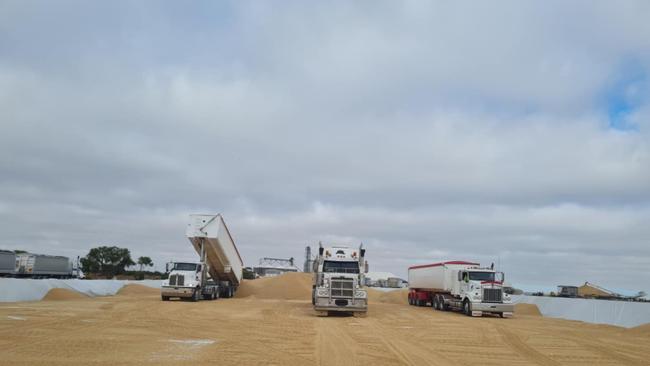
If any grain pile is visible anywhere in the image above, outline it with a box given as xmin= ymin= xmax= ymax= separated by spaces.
xmin=3 ymin=274 xmax=650 ymax=365
xmin=367 ymin=289 xmax=408 ymax=304
xmin=41 ymin=288 xmax=89 ymax=301
xmin=628 ymin=323 xmax=650 ymax=337
xmin=514 ymin=303 xmax=542 ymax=316
xmin=235 ymin=272 xmax=312 ymax=300
xmin=117 ymin=284 xmax=160 ymax=296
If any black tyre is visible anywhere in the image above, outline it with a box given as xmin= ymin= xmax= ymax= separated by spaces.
xmin=463 ymin=300 xmax=471 ymax=316
xmin=432 ymin=296 xmax=439 ymax=310
xmin=161 ymin=295 xmax=169 ymax=301
xmin=191 ymin=289 xmax=200 ymax=302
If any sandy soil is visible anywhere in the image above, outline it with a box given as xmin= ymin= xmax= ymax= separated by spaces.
xmin=1 ymin=274 xmax=649 ymax=366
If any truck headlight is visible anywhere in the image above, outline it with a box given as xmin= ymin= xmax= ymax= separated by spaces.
xmin=355 ymin=290 xmax=367 ymax=298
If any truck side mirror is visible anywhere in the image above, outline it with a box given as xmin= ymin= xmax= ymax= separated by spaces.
xmin=165 ymin=263 xmax=170 ymax=273
xmin=365 ymin=262 xmax=369 ymax=273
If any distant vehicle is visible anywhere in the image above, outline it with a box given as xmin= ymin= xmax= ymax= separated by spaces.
xmin=312 ymin=243 xmax=368 ymax=316
xmin=557 ymin=285 xmax=579 ymax=298
xmin=0 ymin=250 xmax=81 ymax=279
xmin=0 ymin=250 xmax=15 ymax=277
xmin=161 ymin=214 xmax=243 ymax=301
xmin=408 ymin=261 xmax=514 ymax=318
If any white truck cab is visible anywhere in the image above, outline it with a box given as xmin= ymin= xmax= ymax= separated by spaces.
xmin=161 ymin=261 xmax=219 ymax=301
xmin=312 ymin=243 xmax=368 ymax=316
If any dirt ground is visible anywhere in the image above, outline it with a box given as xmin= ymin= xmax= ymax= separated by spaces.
xmin=1 ymin=273 xmax=649 ymax=366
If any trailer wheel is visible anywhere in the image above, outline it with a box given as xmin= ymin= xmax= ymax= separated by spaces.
xmin=435 ymin=295 xmax=442 ymax=310
xmin=439 ymin=296 xmax=448 ymax=311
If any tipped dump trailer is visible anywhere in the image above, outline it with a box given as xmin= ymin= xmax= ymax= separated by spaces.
xmin=161 ymin=214 xmax=244 ymax=301
xmin=408 ymin=261 xmax=514 ymax=317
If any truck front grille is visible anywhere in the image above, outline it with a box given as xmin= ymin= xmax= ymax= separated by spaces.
xmin=169 ymin=274 xmax=184 ymax=286
xmin=483 ymin=288 xmax=502 ymax=303
xmin=331 ymin=278 xmax=354 ymax=298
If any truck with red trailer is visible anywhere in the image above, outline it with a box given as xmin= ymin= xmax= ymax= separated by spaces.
xmin=408 ymin=261 xmax=514 ymax=317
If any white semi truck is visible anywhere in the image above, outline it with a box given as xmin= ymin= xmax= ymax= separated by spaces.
xmin=408 ymin=261 xmax=514 ymax=317
xmin=161 ymin=214 xmax=243 ymax=301
xmin=312 ymin=243 xmax=368 ymax=316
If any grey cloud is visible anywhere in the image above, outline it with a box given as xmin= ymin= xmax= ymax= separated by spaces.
xmin=0 ymin=1 xmax=649 ymax=292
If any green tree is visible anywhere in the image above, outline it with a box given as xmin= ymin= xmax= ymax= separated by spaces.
xmin=80 ymin=246 xmax=135 ymax=278
xmin=137 ymin=256 xmax=154 ymax=272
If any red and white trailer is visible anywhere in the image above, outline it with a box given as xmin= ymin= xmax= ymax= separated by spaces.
xmin=408 ymin=261 xmax=513 ymax=317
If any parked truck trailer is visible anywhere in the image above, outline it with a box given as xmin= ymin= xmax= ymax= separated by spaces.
xmin=408 ymin=261 xmax=514 ymax=317
xmin=0 ymin=250 xmax=16 ymax=277
xmin=161 ymin=214 xmax=244 ymax=301
xmin=16 ymin=253 xmax=73 ymax=278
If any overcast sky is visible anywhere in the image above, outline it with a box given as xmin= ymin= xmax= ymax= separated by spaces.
xmin=1 ymin=1 xmax=649 ymax=292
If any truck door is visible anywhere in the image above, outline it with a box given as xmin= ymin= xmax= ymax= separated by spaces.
xmin=460 ymin=271 xmax=470 ymax=296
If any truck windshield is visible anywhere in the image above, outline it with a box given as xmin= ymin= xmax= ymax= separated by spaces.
xmin=173 ymin=263 xmax=197 ymax=271
xmin=323 ymin=261 xmax=359 ymax=274
xmin=469 ymin=272 xmax=495 ymax=281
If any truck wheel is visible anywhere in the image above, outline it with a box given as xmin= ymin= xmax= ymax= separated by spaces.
xmin=463 ymin=300 xmax=471 ymax=316
xmin=161 ymin=295 xmax=169 ymax=301
xmin=432 ymin=296 xmax=439 ymax=310
xmin=191 ymin=289 xmax=200 ymax=302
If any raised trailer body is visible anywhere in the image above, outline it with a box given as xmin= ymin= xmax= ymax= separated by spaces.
xmin=186 ymin=214 xmax=243 ymax=288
